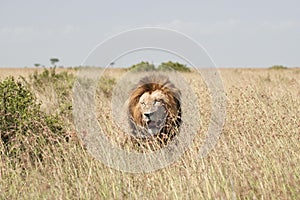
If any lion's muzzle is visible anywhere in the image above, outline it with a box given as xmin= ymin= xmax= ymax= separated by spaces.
xmin=142 ymin=106 xmax=167 ymax=135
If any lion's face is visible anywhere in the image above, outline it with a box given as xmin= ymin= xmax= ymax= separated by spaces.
xmin=128 ymin=75 xmax=181 ymax=140
xmin=138 ymin=90 xmax=167 ymax=135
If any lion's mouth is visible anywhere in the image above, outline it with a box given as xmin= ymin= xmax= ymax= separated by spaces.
xmin=146 ymin=120 xmax=163 ymax=129
xmin=147 ymin=120 xmax=156 ymax=128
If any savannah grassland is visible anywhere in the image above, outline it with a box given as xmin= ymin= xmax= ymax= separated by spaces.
xmin=0 ymin=67 xmax=299 ymax=199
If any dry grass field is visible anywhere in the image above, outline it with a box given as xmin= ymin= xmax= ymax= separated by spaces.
xmin=0 ymin=68 xmax=74 ymax=79
xmin=0 ymin=67 xmax=299 ymax=199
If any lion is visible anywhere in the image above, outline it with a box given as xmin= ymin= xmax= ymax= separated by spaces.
xmin=128 ymin=75 xmax=182 ymax=145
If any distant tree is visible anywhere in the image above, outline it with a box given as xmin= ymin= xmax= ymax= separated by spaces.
xmin=269 ymin=65 xmax=288 ymax=70
xmin=34 ymin=63 xmax=41 ymax=68
xmin=128 ymin=61 xmax=155 ymax=72
xmin=158 ymin=61 xmax=191 ymax=72
xmin=50 ymin=58 xmax=59 ymax=67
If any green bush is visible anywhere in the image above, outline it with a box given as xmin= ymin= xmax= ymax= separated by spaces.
xmin=97 ymin=76 xmax=116 ymax=98
xmin=0 ymin=76 xmax=67 ymax=167
xmin=128 ymin=61 xmax=191 ymax=72
xmin=269 ymin=65 xmax=288 ymax=70
xmin=158 ymin=61 xmax=191 ymax=72
xmin=128 ymin=61 xmax=155 ymax=72
xmin=27 ymin=67 xmax=75 ymax=121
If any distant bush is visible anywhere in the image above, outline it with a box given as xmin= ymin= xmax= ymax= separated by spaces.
xmin=158 ymin=61 xmax=191 ymax=72
xmin=0 ymin=77 xmax=67 ymax=167
xmin=97 ymin=76 xmax=116 ymax=98
xmin=128 ymin=61 xmax=155 ymax=72
xmin=269 ymin=65 xmax=288 ymax=70
xmin=27 ymin=67 xmax=75 ymax=121
xmin=128 ymin=61 xmax=191 ymax=72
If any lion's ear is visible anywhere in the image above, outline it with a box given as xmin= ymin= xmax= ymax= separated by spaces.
xmin=171 ymin=86 xmax=181 ymax=98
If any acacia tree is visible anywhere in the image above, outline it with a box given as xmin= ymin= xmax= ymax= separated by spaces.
xmin=50 ymin=58 xmax=59 ymax=67
xmin=34 ymin=63 xmax=40 ymax=68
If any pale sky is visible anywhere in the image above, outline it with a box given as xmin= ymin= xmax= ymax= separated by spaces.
xmin=1 ymin=0 xmax=299 ymax=68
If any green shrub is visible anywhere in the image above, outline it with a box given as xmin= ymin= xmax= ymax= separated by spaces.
xmin=158 ymin=61 xmax=191 ymax=72
xmin=269 ymin=65 xmax=288 ymax=70
xmin=128 ymin=61 xmax=191 ymax=72
xmin=27 ymin=67 xmax=75 ymax=121
xmin=97 ymin=76 xmax=116 ymax=98
xmin=0 ymin=76 xmax=67 ymax=168
xmin=128 ymin=61 xmax=155 ymax=72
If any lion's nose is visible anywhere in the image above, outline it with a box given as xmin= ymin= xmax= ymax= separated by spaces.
xmin=144 ymin=112 xmax=153 ymax=119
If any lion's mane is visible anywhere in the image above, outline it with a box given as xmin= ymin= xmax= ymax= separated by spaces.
xmin=128 ymin=75 xmax=182 ymax=144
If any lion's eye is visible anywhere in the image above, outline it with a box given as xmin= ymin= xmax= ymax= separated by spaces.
xmin=141 ymin=102 xmax=146 ymax=106
xmin=154 ymin=99 xmax=161 ymax=105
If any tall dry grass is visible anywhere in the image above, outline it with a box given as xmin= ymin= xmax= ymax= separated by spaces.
xmin=0 ymin=68 xmax=299 ymax=199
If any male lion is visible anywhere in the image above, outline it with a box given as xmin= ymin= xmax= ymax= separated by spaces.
xmin=128 ymin=75 xmax=181 ymax=144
